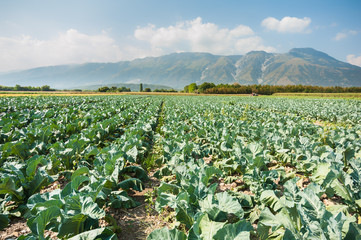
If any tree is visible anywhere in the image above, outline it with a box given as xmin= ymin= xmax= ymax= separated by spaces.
xmin=144 ymin=88 xmax=151 ymax=92
xmin=139 ymin=83 xmax=143 ymax=92
xmin=117 ymin=87 xmax=131 ymax=92
xmin=41 ymin=85 xmax=51 ymax=91
xmin=154 ymin=88 xmax=177 ymax=92
xmin=98 ymin=86 xmax=109 ymax=92
xmin=183 ymin=85 xmax=189 ymax=93
xmin=14 ymin=84 xmax=22 ymax=91
xmin=198 ymin=82 xmax=216 ymax=93
xmin=188 ymin=83 xmax=198 ymax=93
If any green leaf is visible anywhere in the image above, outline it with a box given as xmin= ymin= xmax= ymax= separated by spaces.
xmin=71 ymin=167 xmax=90 ymax=180
xmin=11 ymin=141 xmax=30 ymax=160
xmin=344 ymin=222 xmax=361 ymax=240
xmin=118 ymin=178 xmax=144 ymax=191
xmin=324 ymin=212 xmax=346 ymax=240
xmin=26 ymin=155 xmax=45 ymax=178
xmin=26 ymin=190 xmax=62 ymax=211
xmin=58 ymin=215 xmax=87 ymax=238
xmin=283 ymin=178 xmax=300 ymax=203
xmin=0 ymin=214 xmax=9 ymax=231
xmin=283 ymin=229 xmax=298 ymax=240
xmin=326 ymin=204 xmax=349 ymax=215
xmin=277 ymin=206 xmax=302 ymax=235
xmin=331 ymin=179 xmax=353 ymax=202
xmin=188 ymin=212 xmax=206 ymax=240
xmin=310 ymin=162 xmax=339 ymax=189
xmin=260 ymin=190 xmax=284 ymax=212
xmin=298 ymin=187 xmax=326 ymax=223
xmin=109 ymin=191 xmax=139 ymax=209
xmin=199 ymin=192 xmax=243 ymax=221
xmin=213 ymin=220 xmax=253 ymax=240
xmin=257 ymin=208 xmax=283 ymax=240
xmin=199 ymin=214 xmax=225 ymax=240
xmin=28 ymin=170 xmax=52 ymax=196
xmin=17 ymin=234 xmax=37 ymax=240
xmin=174 ymin=192 xmax=193 ymax=228
xmin=310 ymin=163 xmax=330 ymax=184
xmin=355 ymin=199 xmax=361 ymax=209
xmin=201 ymin=166 xmax=223 ymax=185
xmin=248 ymin=142 xmax=263 ymax=157
xmin=67 ymin=227 xmax=117 ymax=240
xmin=28 ymin=199 xmax=64 ymax=215
xmin=258 ymin=207 xmax=280 ymax=228
xmin=81 ymin=196 xmax=105 ymax=219
xmin=147 ymin=227 xmax=187 ymax=240
xmin=29 ymin=205 xmax=61 ymax=238
xmin=155 ymin=193 xmax=177 ymax=211
xmin=120 ymin=165 xmax=149 ymax=182
xmin=126 ymin=145 xmax=138 ymax=162
xmin=157 ymin=182 xmax=181 ymax=195
xmin=216 ymin=192 xmax=244 ymax=217
xmin=71 ymin=175 xmax=90 ymax=190
xmin=0 ymin=177 xmax=24 ymax=202
xmin=104 ymin=154 xmax=122 ymax=176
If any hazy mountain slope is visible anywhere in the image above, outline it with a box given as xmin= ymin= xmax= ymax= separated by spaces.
xmin=233 ymin=51 xmax=274 ymax=84
xmin=262 ymin=48 xmax=361 ymax=86
xmin=0 ymin=48 xmax=360 ymax=89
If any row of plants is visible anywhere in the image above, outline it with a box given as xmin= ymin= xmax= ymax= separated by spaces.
xmin=0 ymin=96 xmax=163 ymax=239
xmin=148 ymin=96 xmax=361 ymax=239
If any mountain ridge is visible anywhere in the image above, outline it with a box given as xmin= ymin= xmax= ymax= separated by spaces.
xmin=0 ymin=48 xmax=360 ymax=89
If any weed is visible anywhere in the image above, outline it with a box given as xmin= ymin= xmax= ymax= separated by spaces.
xmin=144 ymin=189 xmax=157 ymax=216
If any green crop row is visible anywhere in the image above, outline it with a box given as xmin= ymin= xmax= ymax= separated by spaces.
xmin=0 ymin=95 xmax=360 ymax=240
xmin=0 ymin=96 xmax=162 ymax=239
xmin=148 ymin=96 xmax=361 ymax=240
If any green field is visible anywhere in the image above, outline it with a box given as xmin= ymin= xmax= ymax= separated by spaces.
xmin=0 ymin=95 xmax=360 ymax=239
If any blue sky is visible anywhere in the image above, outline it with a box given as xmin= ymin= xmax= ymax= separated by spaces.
xmin=0 ymin=0 xmax=360 ymax=72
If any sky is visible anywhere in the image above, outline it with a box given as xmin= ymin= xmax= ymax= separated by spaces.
xmin=0 ymin=0 xmax=360 ymax=72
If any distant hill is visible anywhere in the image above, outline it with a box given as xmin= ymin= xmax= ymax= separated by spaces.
xmin=0 ymin=48 xmax=360 ymax=89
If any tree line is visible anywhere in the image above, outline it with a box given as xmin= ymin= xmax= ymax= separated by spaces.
xmin=98 ymin=84 xmax=177 ymax=93
xmin=139 ymin=83 xmax=177 ymax=92
xmin=183 ymin=82 xmax=361 ymax=95
xmin=97 ymin=86 xmax=131 ymax=92
xmin=0 ymin=84 xmax=55 ymax=91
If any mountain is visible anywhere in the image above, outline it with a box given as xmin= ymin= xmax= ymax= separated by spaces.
xmin=0 ymin=48 xmax=360 ymax=89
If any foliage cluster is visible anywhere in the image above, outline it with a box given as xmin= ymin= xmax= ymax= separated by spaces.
xmin=153 ymin=89 xmax=178 ymax=92
xmin=0 ymin=84 xmax=55 ymax=92
xmin=184 ymin=82 xmax=361 ymax=95
xmin=97 ymin=86 xmax=131 ymax=92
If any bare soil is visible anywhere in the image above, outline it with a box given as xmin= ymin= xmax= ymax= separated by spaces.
xmin=106 ymin=174 xmax=171 ymax=240
xmin=0 ymin=218 xmax=30 ymax=240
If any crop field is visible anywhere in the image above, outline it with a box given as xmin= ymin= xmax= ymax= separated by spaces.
xmin=0 ymin=95 xmax=361 ymax=240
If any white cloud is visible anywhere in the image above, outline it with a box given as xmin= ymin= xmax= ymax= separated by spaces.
xmin=0 ymin=29 xmax=123 ymax=72
xmin=0 ymin=18 xmax=277 ymax=72
xmin=349 ymin=30 xmax=358 ymax=35
xmin=347 ymin=54 xmax=361 ymax=67
xmin=334 ymin=32 xmax=347 ymax=41
xmin=134 ymin=17 xmax=275 ymax=56
xmin=333 ymin=30 xmax=358 ymax=41
xmin=261 ymin=16 xmax=311 ymax=33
